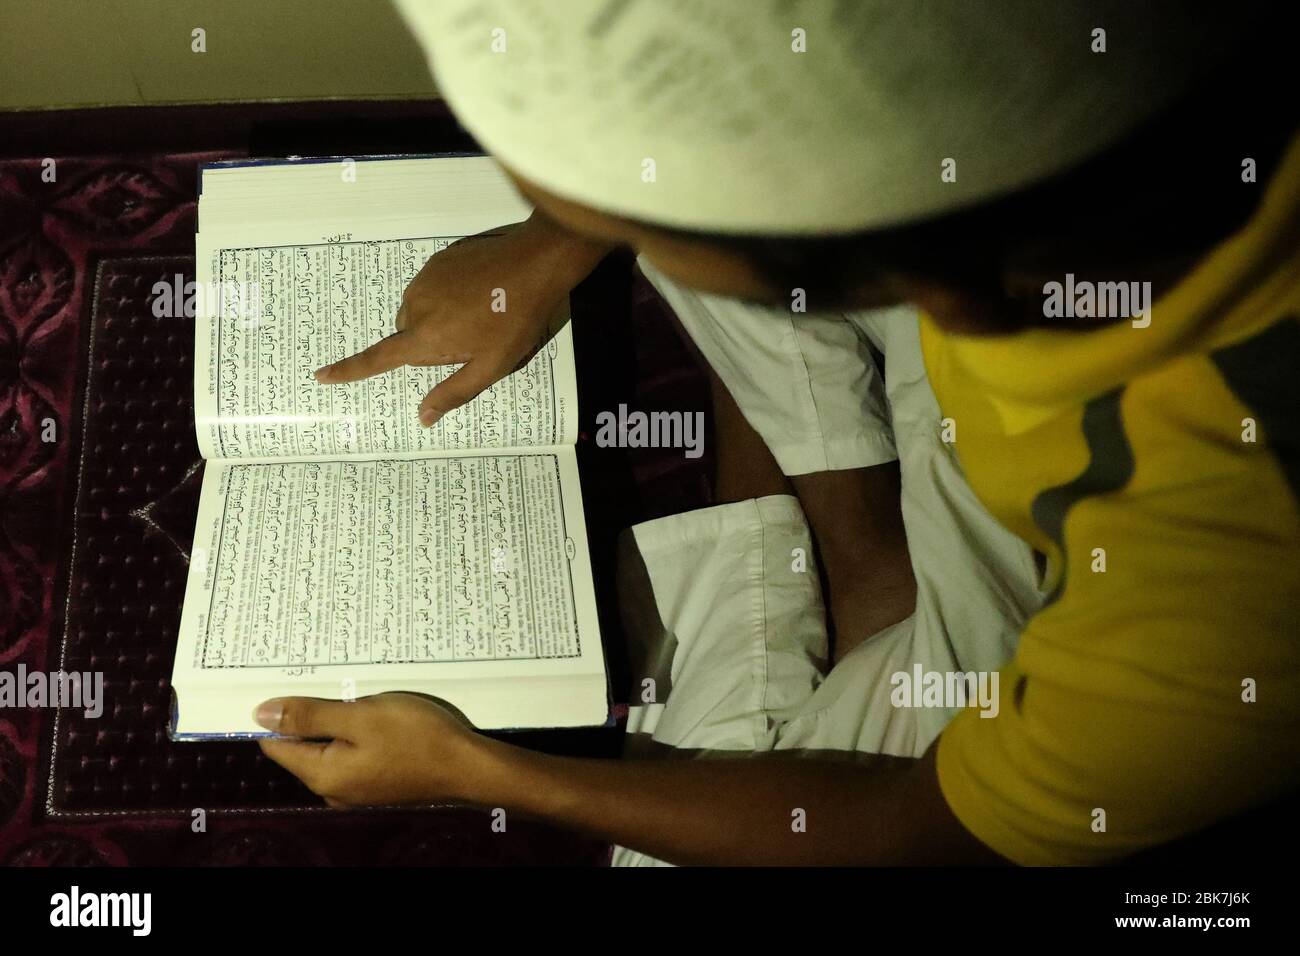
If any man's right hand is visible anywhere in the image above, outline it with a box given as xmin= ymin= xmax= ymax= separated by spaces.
xmin=314 ymin=209 xmax=613 ymax=426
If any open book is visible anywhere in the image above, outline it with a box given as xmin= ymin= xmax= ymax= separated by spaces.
xmin=171 ymin=156 xmax=607 ymax=739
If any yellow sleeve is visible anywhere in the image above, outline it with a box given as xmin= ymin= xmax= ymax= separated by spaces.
xmin=936 ymin=619 xmax=1300 ymax=866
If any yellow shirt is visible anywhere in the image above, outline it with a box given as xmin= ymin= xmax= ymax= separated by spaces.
xmin=929 ymin=134 xmax=1300 ymax=865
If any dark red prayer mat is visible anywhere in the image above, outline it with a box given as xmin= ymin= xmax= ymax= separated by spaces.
xmin=0 ymin=149 xmax=710 ymax=864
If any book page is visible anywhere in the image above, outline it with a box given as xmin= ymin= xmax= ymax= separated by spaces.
xmin=172 ymin=447 xmax=605 ymax=734
xmin=194 ymin=234 xmax=578 ymax=461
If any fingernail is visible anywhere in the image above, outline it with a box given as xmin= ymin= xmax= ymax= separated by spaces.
xmin=314 ymin=365 xmax=331 ymax=383
xmin=254 ymin=701 xmax=283 ymax=730
xmin=419 ymin=408 xmax=441 ymax=427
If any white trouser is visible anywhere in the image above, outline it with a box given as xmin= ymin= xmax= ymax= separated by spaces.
xmin=611 ymin=261 xmax=1044 ymax=866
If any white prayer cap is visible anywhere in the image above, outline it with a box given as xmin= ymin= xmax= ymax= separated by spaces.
xmin=393 ymin=0 xmax=1226 ymax=236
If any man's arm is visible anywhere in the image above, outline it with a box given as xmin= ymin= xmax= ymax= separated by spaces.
xmin=256 ymin=694 xmax=1004 ymax=866
xmin=482 ymin=739 xmax=1002 ymax=865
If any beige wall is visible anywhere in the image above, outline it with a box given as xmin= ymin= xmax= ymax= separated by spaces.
xmin=0 ymin=0 xmax=437 ymax=111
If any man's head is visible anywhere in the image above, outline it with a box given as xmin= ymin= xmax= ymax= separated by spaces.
xmin=395 ymin=0 xmax=1278 ymax=333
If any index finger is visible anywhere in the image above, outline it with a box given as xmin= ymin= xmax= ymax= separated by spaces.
xmin=315 ymin=331 xmax=412 ymax=384
xmin=258 ymin=736 xmax=332 ymax=791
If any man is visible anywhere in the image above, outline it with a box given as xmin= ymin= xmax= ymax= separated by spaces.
xmin=254 ymin=1 xmax=1298 ymax=864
